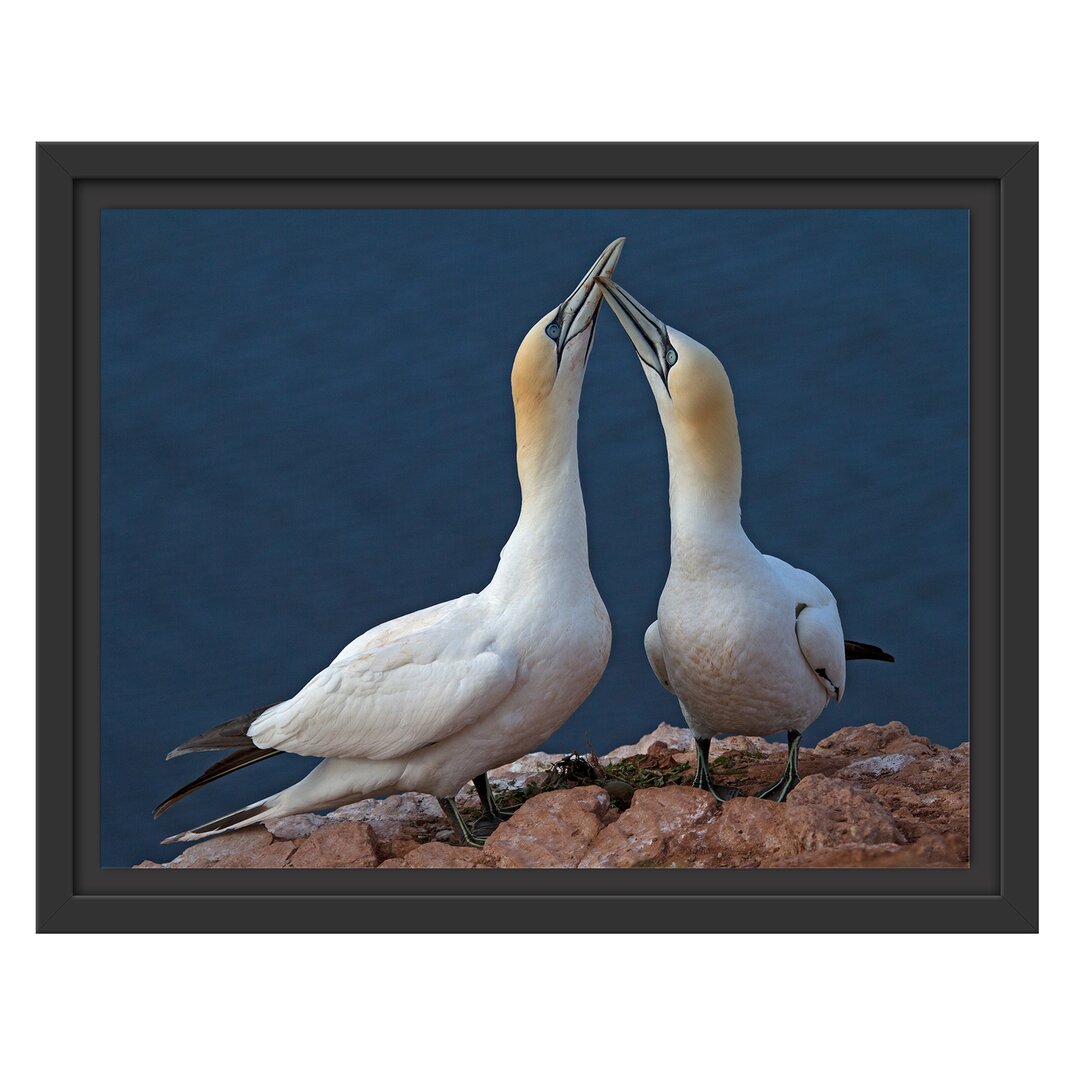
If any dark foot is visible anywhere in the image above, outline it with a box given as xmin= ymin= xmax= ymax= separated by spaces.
xmin=438 ymin=797 xmax=487 ymax=847
xmin=756 ymin=775 xmax=799 ymax=802
xmin=756 ymin=730 xmax=802 ymax=803
xmin=691 ymin=736 xmax=742 ymax=801
xmin=692 ymin=774 xmax=743 ymax=801
xmin=469 ymin=813 xmax=506 ymax=839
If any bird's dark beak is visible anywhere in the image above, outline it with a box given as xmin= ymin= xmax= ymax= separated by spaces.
xmin=597 ymin=278 xmax=678 ymax=388
xmin=551 ymin=237 xmax=625 ymax=367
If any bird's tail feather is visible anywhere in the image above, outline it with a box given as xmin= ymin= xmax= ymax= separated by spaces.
xmin=160 ymin=797 xmax=278 ymax=844
xmin=154 ymin=744 xmax=283 ymax=819
xmin=165 ymin=703 xmax=278 ymax=760
xmin=844 ymin=639 xmax=895 ymax=663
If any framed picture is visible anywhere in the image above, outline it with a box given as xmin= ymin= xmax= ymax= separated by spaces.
xmin=37 ymin=142 xmax=1037 ymax=932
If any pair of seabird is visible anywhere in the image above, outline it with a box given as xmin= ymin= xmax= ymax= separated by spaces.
xmin=157 ymin=238 xmax=891 ymax=847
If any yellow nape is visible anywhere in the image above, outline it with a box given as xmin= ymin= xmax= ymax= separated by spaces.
xmin=664 ymin=330 xmax=743 ymax=499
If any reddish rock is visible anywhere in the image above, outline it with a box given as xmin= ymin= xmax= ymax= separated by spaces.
xmin=724 ymin=723 xmax=966 ymax=804
xmin=137 ymin=723 xmax=969 ymax=870
xmin=383 ymin=837 xmax=423 ymax=860
xmin=154 ymin=826 xmax=296 ymax=868
xmin=683 ymin=798 xmax=788 ymax=866
xmin=684 ymin=776 xmax=906 ymax=868
xmin=888 ymin=745 xmax=969 ymax=795
xmin=484 ymin=786 xmax=610 ymax=868
xmin=327 ymin=792 xmax=446 ymax=859
xmin=580 ymin=787 xmax=718 ymax=868
xmin=712 ymin=734 xmax=774 ymax=755
xmin=817 ymin=721 xmax=934 ymax=760
xmin=602 ymin=724 xmax=693 ymax=762
xmin=402 ymin=842 xmax=490 ymax=868
xmin=786 ymin=774 xmax=907 ymax=842
xmin=287 ymin=821 xmax=378 ymax=868
xmin=489 ymin=752 xmax=563 ymax=789
xmin=266 ymin=813 xmax=327 ymax=840
xmin=775 ymin=833 xmax=968 ymax=868
xmin=869 ymin=779 xmax=969 ymax=848
xmin=329 ymin=791 xmax=443 ymax=825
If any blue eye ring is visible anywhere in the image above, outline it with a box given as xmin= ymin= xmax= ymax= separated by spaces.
xmin=665 ymin=347 xmax=678 ymax=365
xmin=546 ymin=322 xmax=561 ymax=340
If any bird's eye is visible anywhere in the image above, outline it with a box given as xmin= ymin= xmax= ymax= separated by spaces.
xmin=666 ymin=348 xmax=678 ymax=365
xmin=546 ymin=322 xmax=561 ymax=340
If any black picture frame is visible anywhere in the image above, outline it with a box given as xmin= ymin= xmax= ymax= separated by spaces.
xmin=37 ymin=142 xmax=1038 ymax=933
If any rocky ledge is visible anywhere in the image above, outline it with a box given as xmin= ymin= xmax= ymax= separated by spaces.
xmin=136 ymin=721 xmax=968 ymax=870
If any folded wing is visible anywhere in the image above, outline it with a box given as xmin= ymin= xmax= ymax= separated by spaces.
xmin=795 ymin=599 xmax=847 ymax=702
xmin=248 ymin=596 xmax=519 ymax=760
xmin=644 ymin=620 xmax=675 ymax=694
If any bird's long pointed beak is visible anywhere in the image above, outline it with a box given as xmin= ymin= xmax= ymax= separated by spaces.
xmin=552 ymin=237 xmax=625 ymax=365
xmin=596 ymin=278 xmax=677 ymax=386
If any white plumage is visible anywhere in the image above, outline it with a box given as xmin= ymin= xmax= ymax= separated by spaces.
xmin=649 ymin=549 xmax=845 ymax=741
xmin=249 ymin=596 xmax=519 ymax=762
xmin=598 ymin=277 xmax=884 ymax=800
xmin=159 ymin=238 xmax=624 ymax=843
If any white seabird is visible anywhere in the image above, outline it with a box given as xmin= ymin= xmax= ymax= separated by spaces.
xmin=598 ymin=277 xmax=893 ymax=801
xmin=157 ymin=237 xmax=624 ymax=845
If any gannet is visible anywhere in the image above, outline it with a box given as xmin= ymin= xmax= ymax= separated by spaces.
xmin=598 ymin=277 xmax=893 ymax=801
xmin=156 ymin=238 xmax=624 ymax=846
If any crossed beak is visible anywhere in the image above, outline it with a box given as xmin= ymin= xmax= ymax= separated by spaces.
xmin=549 ymin=237 xmax=625 ymax=368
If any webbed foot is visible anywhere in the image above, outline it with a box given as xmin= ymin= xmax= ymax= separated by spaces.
xmin=691 ymin=736 xmax=743 ymax=801
xmin=439 ymin=797 xmax=487 ymax=847
xmin=756 ymin=730 xmax=802 ymax=803
xmin=469 ymin=812 xmax=511 ymax=839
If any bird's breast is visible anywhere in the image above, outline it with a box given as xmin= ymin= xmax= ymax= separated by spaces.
xmin=494 ymin=577 xmax=609 ymax=720
xmin=657 ymin=567 xmax=823 ymax=735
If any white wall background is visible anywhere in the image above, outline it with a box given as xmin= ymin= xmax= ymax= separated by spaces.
xmin=2 ymin=3 xmax=1067 ymax=1075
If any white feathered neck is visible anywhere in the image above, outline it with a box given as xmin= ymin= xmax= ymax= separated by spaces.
xmin=491 ymin=325 xmax=590 ymax=586
xmin=655 ymin=334 xmax=746 ymax=559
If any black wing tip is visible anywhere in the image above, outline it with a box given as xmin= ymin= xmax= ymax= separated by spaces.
xmin=845 ymin=639 xmax=895 ymax=663
xmin=163 ymin=703 xmax=278 ymax=761
xmin=153 ymin=789 xmax=188 ymax=819
xmin=154 ymin=746 xmax=283 ymax=821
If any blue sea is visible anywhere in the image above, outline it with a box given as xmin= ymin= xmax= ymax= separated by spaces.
xmin=100 ymin=208 xmax=968 ymax=867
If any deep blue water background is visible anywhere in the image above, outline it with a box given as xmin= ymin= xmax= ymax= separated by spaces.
xmin=101 ymin=209 xmax=968 ymax=867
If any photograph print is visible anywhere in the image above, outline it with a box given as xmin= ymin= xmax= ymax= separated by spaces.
xmin=99 ymin=207 xmax=969 ymax=871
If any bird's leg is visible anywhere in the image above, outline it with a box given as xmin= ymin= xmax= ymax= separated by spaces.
xmin=474 ymin=772 xmax=516 ymax=820
xmin=757 ymin=730 xmax=802 ymax=802
xmin=691 ymin=736 xmax=742 ymax=801
xmin=438 ymin=796 xmax=486 ymax=848
xmin=469 ymin=772 xmax=517 ymax=838
xmin=691 ymin=737 xmax=711 ymax=787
